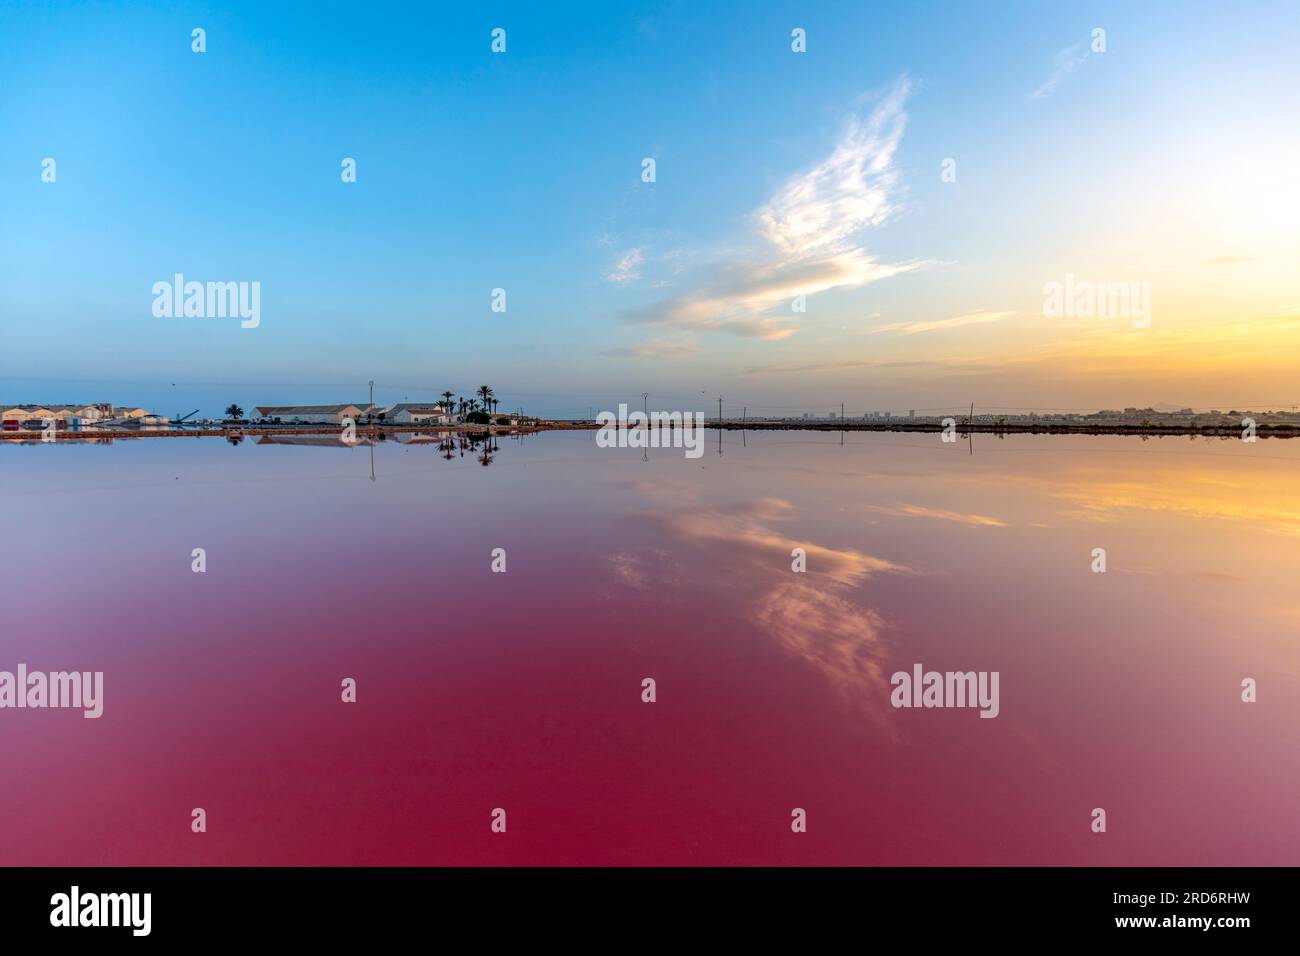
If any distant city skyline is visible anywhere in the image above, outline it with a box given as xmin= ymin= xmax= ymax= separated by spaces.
xmin=3 ymin=1 xmax=1298 ymax=419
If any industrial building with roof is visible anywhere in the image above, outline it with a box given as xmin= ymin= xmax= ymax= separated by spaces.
xmin=254 ymin=404 xmax=375 ymax=424
xmin=1 ymin=403 xmax=147 ymax=422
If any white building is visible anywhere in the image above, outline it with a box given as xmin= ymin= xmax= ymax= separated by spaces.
xmin=255 ymin=404 xmax=375 ymax=424
xmin=386 ymin=403 xmax=450 ymax=425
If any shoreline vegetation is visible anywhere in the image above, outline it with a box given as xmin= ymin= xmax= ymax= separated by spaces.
xmin=4 ymin=420 xmax=1300 ymax=441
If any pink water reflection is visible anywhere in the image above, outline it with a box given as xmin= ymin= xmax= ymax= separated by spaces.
xmin=1 ymin=430 xmax=1296 ymax=865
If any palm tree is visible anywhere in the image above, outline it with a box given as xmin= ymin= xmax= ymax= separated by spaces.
xmin=224 ymin=404 xmax=244 ymax=420
xmin=477 ymin=385 xmax=494 ymax=410
xmin=457 ymin=396 xmax=468 ymax=417
xmin=441 ymin=390 xmax=455 ymax=415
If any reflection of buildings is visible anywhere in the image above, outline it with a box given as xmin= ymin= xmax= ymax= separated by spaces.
xmin=391 ymin=430 xmax=452 ymax=444
xmin=2 ymin=435 xmax=122 ymax=445
xmin=254 ymin=404 xmax=374 ymax=424
xmin=255 ymin=434 xmax=377 ymax=447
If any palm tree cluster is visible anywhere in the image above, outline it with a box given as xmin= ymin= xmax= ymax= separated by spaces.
xmin=441 ymin=384 xmax=502 ymax=419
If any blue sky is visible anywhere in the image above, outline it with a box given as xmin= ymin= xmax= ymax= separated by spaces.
xmin=3 ymin=1 xmax=1298 ymax=418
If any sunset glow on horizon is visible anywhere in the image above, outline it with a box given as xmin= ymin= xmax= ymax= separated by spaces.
xmin=2 ymin=1 xmax=1297 ymax=418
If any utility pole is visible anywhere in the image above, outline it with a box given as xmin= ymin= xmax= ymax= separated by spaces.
xmin=369 ymin=380 xmax=374 ymax=406
xmin=642 ymin=392 xmax=649 ymax=417
xmin=841 ymin=402 xmax=845 ymax=422
xmin=717 ymin=396 xmax=724 ymax=456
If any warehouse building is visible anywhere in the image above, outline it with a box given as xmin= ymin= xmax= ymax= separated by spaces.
xmin=254 ymin=404 xmax=375 ymax=424
xmin=2 ymin=403 xmax=114 ymax=422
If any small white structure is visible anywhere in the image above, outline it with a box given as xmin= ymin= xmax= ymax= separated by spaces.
xmin=386 ymin=403 xmax=450 ymax=425
xmin=255 ymin=404 xmax=374 ymax=424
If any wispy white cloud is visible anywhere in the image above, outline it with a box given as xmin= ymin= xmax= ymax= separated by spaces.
xmin=624 ymin=247 xmax=921 ymax=340
xmin=614 ymin=75 xmax=923 ymax=354
xmin=869 ymin=310 xmax=1015 ymax=335
xmin=601 ymin=337 xmax=699 ymax=358
xmin=757 ymin=79 xmax=910 ymax=255
xmin=1029 ymin=43 xmax=1090 ymax=100
xmin=739 ymin=353 xmax=1014 ymax=376
xmin=742 ymin=358 xmax=939 ymax=376
xmin=866 ymin=504 xmax=1008 ymax=527
xmin=606 ymin=247 xmax=645 ymax=284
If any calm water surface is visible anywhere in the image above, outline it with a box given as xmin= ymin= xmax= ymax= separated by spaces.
xmin=1 ymin=429 xmax=1297 ymax=865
